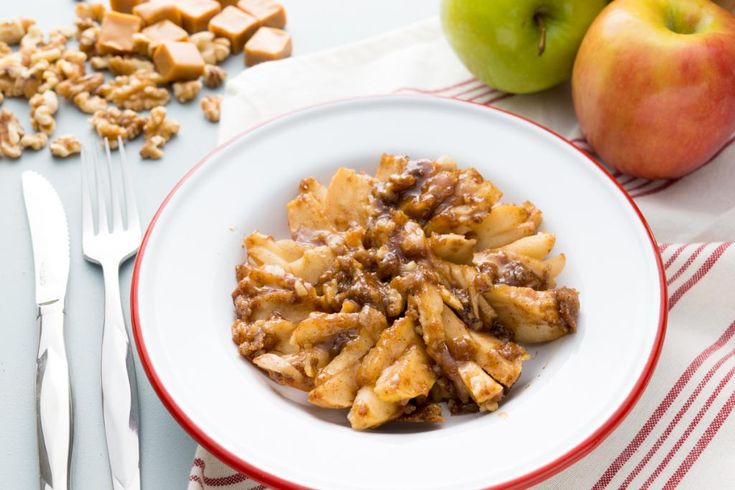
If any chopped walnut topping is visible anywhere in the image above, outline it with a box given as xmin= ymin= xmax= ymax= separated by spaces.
xmin=202 ymin=64 xmax=226 ymax=89
xmin=75 ymin=2 xmax=106 ymax=23
xmin=30 ymin=47 xmax=63 ymax=66
xmin=140 ymin=134 xmax=165 ymax=160
xmin=140 ymin=106 xmax=179 ymax=159
xmin=97 ymin=72 xmax=169 ymax=111
xmin=90 ymin=107 xmax=146 ymax=147
xmin=108 ymin=56 xmax=154 ymax=76
xmin=90 ymin=56 xmax=109 ymax=71
xmin=0 ymin=18 xmax=34 ymax=46
xmin=200 ymin=95 xmax=221 ymax=123
xmin=73 ymin=91 xmax=108 ymax=113
xmin=131 ymin=33 xmax=159 ymax=58
xmin=0 ymin=109 xmax=25 ymax=159
xmin=50 ymin=26 xmax=76 ymax=42
xmin=190 ymin=32 xmax=231 ymax=65
xmin=144 ymin=106 xmax=179 ymax=141
xmin=49 ymin=135 xmax=81 ymax=158
xmin=21 ymin=132 xmax=48 ymax=150
xmin=56 ymin=73 xmax=105 ymax=100
xmin=29 ymin=91 xmax=59 ymax=134
xmin=78 ymin=26 xmax=100 ymax=55
xmin=173 ymin=80 xmax=201 ymax=103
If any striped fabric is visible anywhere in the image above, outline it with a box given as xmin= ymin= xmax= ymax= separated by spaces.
xmin=189 ymin=18 xmax=735 ymax=489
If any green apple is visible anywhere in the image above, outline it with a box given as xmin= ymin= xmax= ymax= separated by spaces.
xmin=441 ymin=0 xmax=608 ymax=94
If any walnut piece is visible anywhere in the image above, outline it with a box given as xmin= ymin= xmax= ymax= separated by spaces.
xmin=140 ymin=135 xmax=165 ymax=160
xmin=56 ymin=73 xmax=105 ymax=100
xmin=29 ymin=91 xmax=59 ymax=134
xmin=21 ymin=132 xmax=48 ymax=150
xmin=0 ymin=18 xmax=35 ymax=46
xmin=75 ymin=2 xmax=106 ymax=23
xmin=200 ymin=95 xmax=221 ymax=123
xmin=98 ymin=72 xmax=169 ymax=111
xmin=108 ymin=56 xmax=154 ymax=76
xmin=190 ymin=32 xmax=231 ymax=65
xmin=90 ymin=107 xmax=146 ymax=147
xmin=49 ymin=135 xmax=81 ymax=158
xmin=173 ymin=80 xmax=201 ymax=103
xmin=90 ymin=55 xmax=110 ymax=71
xmin=202 ymin=64 xmax=226 ymax=89
xmin=73 ymin=92 xmax=108 ymax=113
xmin=78 ymin=26 xmax=100 ymax=55
xmin=0 ymin=109 xmax=25 ymax=159
xmin=140 ymin=106 xmax=179 ymax=159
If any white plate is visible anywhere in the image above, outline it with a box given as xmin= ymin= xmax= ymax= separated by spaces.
xmin=132 ymin=95 xmax=666 ymax=490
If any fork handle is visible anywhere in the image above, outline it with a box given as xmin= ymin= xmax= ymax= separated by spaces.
xmin=101 ymin=264 xmax=141 ymax=490
xmin=37 ymin=301 xmax=72 ymax=490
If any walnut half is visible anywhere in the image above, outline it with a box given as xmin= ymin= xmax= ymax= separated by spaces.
xmin=200 ymin=95 xmax=221 ymax=123
xmin=49 ymin=135 xmax=81 ymax=158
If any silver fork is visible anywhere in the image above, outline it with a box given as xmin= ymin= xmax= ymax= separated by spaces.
xmin=82 ymin=137 xmax=141 ymax=490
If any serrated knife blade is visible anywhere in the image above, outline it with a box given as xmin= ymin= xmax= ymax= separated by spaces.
xmin=22 ymin=171 xmax=70 ymax=306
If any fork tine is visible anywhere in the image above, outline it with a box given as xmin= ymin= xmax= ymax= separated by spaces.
xmin=81 ymin=145 xmax=95 ymax=238
xmin=104 ymin=138 xmax=124 ymax=232
xmin=118 ymin=136 xmax=140 ymax=233
xmin=93 ymin=143 xmax=109 ymax=234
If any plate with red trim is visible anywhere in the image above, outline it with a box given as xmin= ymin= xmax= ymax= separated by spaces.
xmin=132 ymin=95 xmax=666 ymax=489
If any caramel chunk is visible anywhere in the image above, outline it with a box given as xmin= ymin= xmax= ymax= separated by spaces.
xmin=153 ymin=41 xmax=205 ymax=81
xmin=177 ymin=0 xmax=222 ymax=33
xmin=236 ymin=0 xmax=286 ymax=28
xmin=133 ymin=0 xmax=182 ymax=26
xmin=97 ymin=11 xmax=143 ymax=54
xmin=208 ymin=6 xmax=259 ymax=53
xmin=217 ymin=0 xmax=240 ymax=6
xmin=143 ymin=20 xmax=189 ymax=44
xmin=244 ymin=26 xmax=291 ymax=66
xmin=111 ymin=0 xmax=148 ymax=14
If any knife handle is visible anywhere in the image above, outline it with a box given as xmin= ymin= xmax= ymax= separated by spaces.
xmin=36 ymin=302 xmax=72 ymax=490
xmin=101 ymin=265 xmax=141 ymax=490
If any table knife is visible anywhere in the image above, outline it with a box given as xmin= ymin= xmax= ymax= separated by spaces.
xmin=22 ymin=171 xmax=72 ymax=490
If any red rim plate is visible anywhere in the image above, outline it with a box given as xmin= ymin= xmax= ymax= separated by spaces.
xmin=130 ymin=94 xmax=668 ymax=490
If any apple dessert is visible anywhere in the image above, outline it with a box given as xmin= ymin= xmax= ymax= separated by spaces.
xmin=231 ymin=154 xmax=579 ymax=430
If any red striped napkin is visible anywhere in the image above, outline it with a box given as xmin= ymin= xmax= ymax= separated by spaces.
xmin=189 ymin=18 xmax=735 ymax=489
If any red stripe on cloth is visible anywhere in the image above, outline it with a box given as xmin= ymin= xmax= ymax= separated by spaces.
xmin=640 ymin=365 xmax=735 ymax=489
xmin=665 ymin=244 xmax=689 ymax=270
xmin=466 ymin=88 xmax=498 ymax=102
xmin=617 ymin=176 xmax=638 ymax=187
xmin=395 ymin=77 xmax=478 ymax=95
xmin=669 ymin=243 xmax=732 ymax=309
xmin=659 ymin=243 xmax=672 ymax=254
xmin=191 ymin=458 xmax=251 ymax=487
xmin=619 ymin=347 xmax=735 ymax=488
xmin=484 ymin=93 xmax=514 ymax=105
xmin=667 ymin=243 xmax=708 ymax=286
xmin=665 ymin=386 xmax=735 ymax=487
xmin=592 ymin=320 xmax=735 ymax=489
xmin=626 ymin=179 xmax=657 ymax=193
xmin=455 ymin=84 xmax=494 ymax=99
xmin=631 ymin=179 xmax=678 ymax=199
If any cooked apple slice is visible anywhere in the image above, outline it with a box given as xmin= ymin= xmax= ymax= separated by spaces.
xmin=291 ymin=312 xmax=360 ymax=346
xmin=324 ymin=168 xmax=375 ymax=229
xmin=309 ymin=364 xmax=360 ymax=408
xmin=348 ymin=386 xmax=403 ymax=430
xmin=287 ymin=177 xmax=332 ymax=237
xmin=472 ymin=202 xmax=542 ymax=250
xmin=357 ymin=316 xmax=418 ymax=386
xmin=374 ymin=344 xmax=436 ymax=403
xmin=469 ymin=330 xmax=527 ymax=387
xmin=456 ymin=361 xmax=504 ymax=412
xmin=497 ymin=232 xmax=555 ymax=260
xmin=483 ymin=284 xmax=579 ymax=343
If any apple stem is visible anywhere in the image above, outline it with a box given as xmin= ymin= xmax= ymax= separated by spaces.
xmin=535 ymin=13 xmax=547 ymax=56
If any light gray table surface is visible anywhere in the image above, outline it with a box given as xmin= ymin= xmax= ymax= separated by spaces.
xmin=0 ymin=1 xmax=437 ymax=488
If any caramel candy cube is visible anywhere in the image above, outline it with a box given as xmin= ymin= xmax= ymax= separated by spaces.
xmin=133 ymin=0 xmax=182 ymax=26
xmin=244 ymin=26 xmax=291 ymax=66
xmin=111 ymin=0 xmax=148 ymax=14
xmin=217 ymin=0 xmax=239 ymax=6
xmin=153 ymin=41 xmax=205 ymax=81
xmin=236 ymin=0 xmax=286 ymax=29
xmin=208 ymin=6 xmax=259 ymax=53
xmin=143 ymin=20 xmax=189 ymax=43
xmin=97 ymin=11 xmax=143 ymax=54
xmin=177 ymin=0 xmax=222 ymax=33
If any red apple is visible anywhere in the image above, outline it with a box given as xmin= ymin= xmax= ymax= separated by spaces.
xmin=572 ymin=0 xmax=735 ymax=179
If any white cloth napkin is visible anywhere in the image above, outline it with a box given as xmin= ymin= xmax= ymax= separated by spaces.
xmin=188 ymin=18 xmax=735 ymax=489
